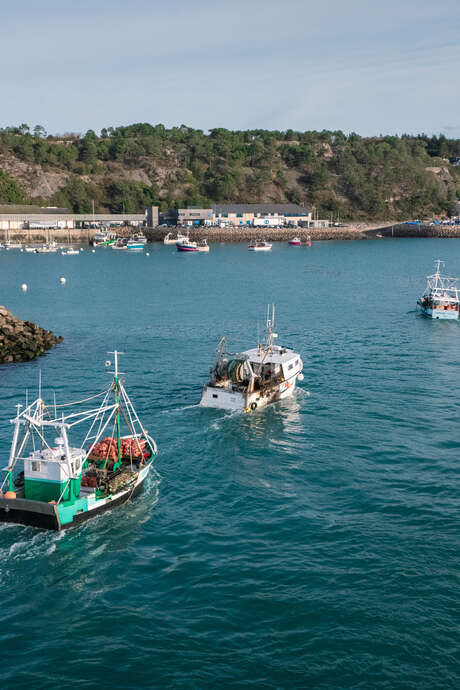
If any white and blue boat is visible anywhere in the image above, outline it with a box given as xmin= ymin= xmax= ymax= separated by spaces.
xmin=126 ymin=239 xmax=144 ymax=251
xmin=417 ymin=260 xmax=460 ymax=320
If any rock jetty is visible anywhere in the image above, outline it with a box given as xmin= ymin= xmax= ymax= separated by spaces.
xmin=0 ymin=306 xmax=63 ymax=364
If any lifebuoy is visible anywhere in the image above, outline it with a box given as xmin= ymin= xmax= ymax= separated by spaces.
xmin=250 ymin=402 xmax=257 ymax=410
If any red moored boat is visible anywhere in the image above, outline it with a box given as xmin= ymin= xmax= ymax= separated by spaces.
xmin=288 ymin=237 xmax=301 ymax=246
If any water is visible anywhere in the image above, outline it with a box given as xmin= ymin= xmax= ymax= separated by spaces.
xmin=0 ymin=240 xmax=459 ymax=689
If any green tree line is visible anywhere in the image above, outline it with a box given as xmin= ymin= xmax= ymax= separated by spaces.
xmin=0 ymin=124 xmax=459 ymax=219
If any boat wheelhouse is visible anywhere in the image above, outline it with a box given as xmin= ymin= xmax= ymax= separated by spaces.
xmin=0 ymin=352 xmax=157 ymax=530
xmin=417 ymin=260 xmax=460 ymax=320
xmin=200 ymin=306 xmax=304 ymax=412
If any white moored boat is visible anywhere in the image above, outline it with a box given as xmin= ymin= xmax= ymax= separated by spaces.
xmin=288 ymin=237 xmax=301 ymax=246
xmin=200 ymin=306 xmax=304 ymax=412
xmin=248 ymin=240 xmax=272 ymax=252
xmin=417 ymin=259 xmax=460 ymax=320
xmin=164 ymin=232 xmax=188 ymax=245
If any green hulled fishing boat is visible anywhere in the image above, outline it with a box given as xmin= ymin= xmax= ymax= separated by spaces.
xmin=0 ymin=352 xmax=157 ymax=530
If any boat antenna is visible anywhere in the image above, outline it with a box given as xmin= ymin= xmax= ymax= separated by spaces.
xmin=38 ymin=369 xmax=42 ymax=401
xmin=54 ymin=391 xmax=57 ymax=420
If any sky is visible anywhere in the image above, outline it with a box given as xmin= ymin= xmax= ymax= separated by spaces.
xmin=1 ymin=0 xmax=459 ymax=137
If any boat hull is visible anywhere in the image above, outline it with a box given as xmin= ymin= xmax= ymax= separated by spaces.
xmin=200 ymin=376 xmax=299 ymax=412
xmin=177 ymin=245 xmax=198 ymax=252
xmin=417 ymin=301 xmax=459 ymax=319
xmin=0 ymin=466 xmax=149 ymax=531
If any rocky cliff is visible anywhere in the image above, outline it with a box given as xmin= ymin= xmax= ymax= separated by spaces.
xmin=0 ymin=306 xmax=63 ymax=363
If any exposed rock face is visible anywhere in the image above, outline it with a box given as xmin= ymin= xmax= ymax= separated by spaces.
xmin=0 ymin=306 xmax=63 ymax=364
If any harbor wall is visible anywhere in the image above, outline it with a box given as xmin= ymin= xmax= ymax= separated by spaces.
xmin=2 ymin=223 xmax=460 ymax=244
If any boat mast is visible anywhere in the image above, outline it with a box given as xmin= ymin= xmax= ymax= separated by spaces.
xmin=113 ymin=350 xmax=121 ymax=465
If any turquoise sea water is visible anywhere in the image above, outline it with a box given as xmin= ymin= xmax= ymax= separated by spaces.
xmin=0 ymin=239 xmax=459 ymax=689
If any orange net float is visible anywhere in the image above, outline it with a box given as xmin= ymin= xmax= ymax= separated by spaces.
xmin=4 ymin=491 xmax=17 ymax=499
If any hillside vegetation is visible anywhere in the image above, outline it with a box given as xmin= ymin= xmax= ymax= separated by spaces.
xmin=0 ymin=124 xmax=459 ymax=220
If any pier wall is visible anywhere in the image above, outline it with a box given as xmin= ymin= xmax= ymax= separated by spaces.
xmin=3 ymin=223 xmax=460 ymax=244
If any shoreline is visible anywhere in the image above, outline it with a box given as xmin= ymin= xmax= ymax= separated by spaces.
xmin=2 ymin=223 xmax=460 ymax=244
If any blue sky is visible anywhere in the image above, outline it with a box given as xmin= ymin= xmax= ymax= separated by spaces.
xmin=1 ymin=0 xmax=459 ymax=136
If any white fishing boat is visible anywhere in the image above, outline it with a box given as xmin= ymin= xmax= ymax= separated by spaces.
xmin=164 ymin=232 xmax=189 ymax=245
xmin=288 ymin=237 xmax=301 ymax=246
xmin=91 ymin=231 xmax=116 ymax=247
xmin=197 ymin=239 xmax=210 ymax=252
xmin=35 ymin=241 xmax=58 ymax=254
xmin=132 ymin=233 xmax=147 ymax=244
xmin=417 ymin=259 xmax=460 ymax=319
xmin=111 ymin=238 xmax=127 ymax=250
xmin=0 ymin=351 xmax=157 ymax=531
xmin=248 ymin=240 xmax=272 ymax=251
xmin=200 ymin=306 xmax=304 ymax=412
xmin=3 ymin=241 xmax=23 ymax=250
xmin=24 ymin=246 xmax=37 ymax=253
xmin=126 ymin=239 xmax=144 ymax=251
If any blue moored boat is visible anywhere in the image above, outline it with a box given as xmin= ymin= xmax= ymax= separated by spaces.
xmin=417 ymin=260 xmax=460 ymax=320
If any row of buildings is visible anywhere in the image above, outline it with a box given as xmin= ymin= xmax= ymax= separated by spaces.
xmin=0 ymin=203 xmax=323 ymax=232
xmin=170 ymin=204 xmax=315 ymax=228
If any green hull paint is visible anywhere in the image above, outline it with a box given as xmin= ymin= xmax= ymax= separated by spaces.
xmin=25 ymin=478 xmax=68 ymax=502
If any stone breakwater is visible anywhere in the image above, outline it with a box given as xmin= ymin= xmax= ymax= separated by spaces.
xmin=0 ymin=306 xmax=63 ymax=364
xmin=145 ymin=226 xmax=374 ymax=243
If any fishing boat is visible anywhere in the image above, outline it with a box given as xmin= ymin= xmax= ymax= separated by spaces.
xmin=288 ymin=237 xmax=301 ymax=246
xmin=91 ymin=231 xmax=116 ymax=247
xmin=248 ymin=240 xmax=272 ymax=252
xmin=200 ymin=306 xmax=304 ymax=412
xmin=111 ymin=238 xmax=127 ymax=250
xmin=164 ymin=232 xmax=188 ymax=245
xmin=0 ymin=352 xmax=157 ymax=530
xmin=177 ymin=239 xmax=199 ymax=252
xmin=24 ymin=246 xmax=37 ymax=253
xmin=132 ymin=233 xmax=147 ymax=244
xmin=4 ymin=241 xmax=23 ymax=250
xmin=417 ymin=260 xmax=460 ymax=319
xmin=35 ymin=241 xmax=58 ymax=254
xmin=197 ymin=239 xmax=210 ymax=252
xmin=126 ymin=239 xmax=145 ymax=251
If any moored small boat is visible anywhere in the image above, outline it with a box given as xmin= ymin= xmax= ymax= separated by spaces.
xmin=288 ymin=237 xmax=301 ymax=246
xmin=197 ymin=239 xmax=210 ymax=252
xmin=111 ymin=238 xmax=127 ymax=250
xmin=248 ymin=240 xmax=272 ymax=252
xmin=417 ymin=259 xmax=460 ymax=320
xmin=164 ymin=232 xmax=188 ymax=245
xmin=126 ymin=239 xmax=144 ymax=251
xmin=177 ymin=239 xmax=199 ymax=252
xmin=61 ymin=248 xmax=80 ymax=255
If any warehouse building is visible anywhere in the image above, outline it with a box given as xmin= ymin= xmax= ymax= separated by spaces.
xmin=174 ymin=203 xmax=313 ymax=227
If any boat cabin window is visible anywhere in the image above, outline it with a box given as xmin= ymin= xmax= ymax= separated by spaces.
xmin=288 ymin=363 xmax=294 ymax=370
xmin=212 ymin=394 xmax=218 ymax=399
xmin=295 ymin=359 xmax=299 ymax=366
xmin=31 ymin=461 xmax=41 ymax=472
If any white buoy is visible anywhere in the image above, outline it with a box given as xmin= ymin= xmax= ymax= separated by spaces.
xmin=21 ymin=283 xmax=28 ymax=291
xmin=146 ymin=252 xmax=150 ymax=256
xmin=60 ymin=277 xmax=66 ymax=284
xmin=80 ymin=247 xmax=84 ymax=251
xmin=92 ymin=249 xmax=95 ymax=253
